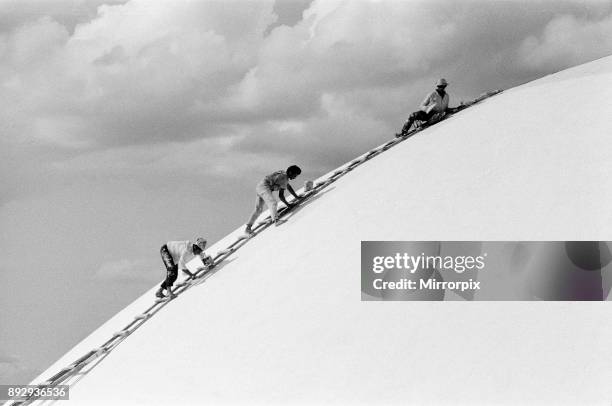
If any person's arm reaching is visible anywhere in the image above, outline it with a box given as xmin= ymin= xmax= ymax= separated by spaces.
xmin=286 ymin=184 xmax=300 ymax=201
xmin=178 ymin=250 xmax=193 ymax=277
xmin=278 ymin=189 xmax=293 ymax=208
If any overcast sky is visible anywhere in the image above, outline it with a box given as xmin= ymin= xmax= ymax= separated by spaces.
xmin=2 ymin=0 xmax=612 ymax=385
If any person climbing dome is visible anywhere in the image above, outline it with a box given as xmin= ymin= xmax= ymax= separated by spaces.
xmin=244 ymin=165 xmax=302 ymax=235
xmin=396 ymin=78 xmax=451 ymax=137
xmin=156 ymin=237 xmax=211 ymax=299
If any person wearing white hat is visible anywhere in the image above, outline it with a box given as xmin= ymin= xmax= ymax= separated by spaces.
xmin=156 ymin=237 xmax=211 ymax=299
xmin=396 ymin=78 xmax=451 ymax=137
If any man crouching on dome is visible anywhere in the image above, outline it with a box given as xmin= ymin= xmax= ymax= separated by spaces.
xmin=156 ymin=237 xmax=212 ymax=299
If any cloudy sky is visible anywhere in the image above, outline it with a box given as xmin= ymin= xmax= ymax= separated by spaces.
xmin=2 ymin=0 xmax=612 ymax=385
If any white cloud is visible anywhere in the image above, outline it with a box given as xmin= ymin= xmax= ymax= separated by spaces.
xmin=0 ymin=354 xmax=18 ymax=364
xmin=0 ymin=0 xmax=277 ymax=149
xmin=46 ymin=135 xmax=289 ymax=184
xmin=226 ymin=0 xmax=459 ymax=118
xmin=518 ymin=13 xmax=612 ymax=72
xmin=0 ymin=353 xmax=40 ymax=384
xmin=0 ymin=0 xmax=127 ymax=34
xmin=95 ymin=258 xmax=158 ymax=282
xmin=4 ymin=17 xmax=69 ymax=67
xmin=2 ymin=0 xmax=612 ymax=203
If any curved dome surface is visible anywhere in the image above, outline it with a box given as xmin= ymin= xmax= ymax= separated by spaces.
xmin=31 ymin=55 xmax=612 ymax=405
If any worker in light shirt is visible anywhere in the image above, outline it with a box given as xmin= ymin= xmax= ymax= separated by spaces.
xmin=396 ymin=78 xmax=451 ymax=137
xmin=156 ymin=237 xmax=211 ymax=299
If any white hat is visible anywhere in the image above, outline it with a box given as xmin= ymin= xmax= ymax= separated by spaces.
xmin=436 ymin=78 xmax=448 ymax=87
xmin=194 ymin=237 xmax=207 ymax=250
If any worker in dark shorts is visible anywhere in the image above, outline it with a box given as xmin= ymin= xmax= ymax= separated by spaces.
xmin=396 ymin=78 xmax=451 ymax=137
xmin=156 ymin=237 xmax=211 ymax=299
xmin=244 ymin=165 xmax=302 ymax=234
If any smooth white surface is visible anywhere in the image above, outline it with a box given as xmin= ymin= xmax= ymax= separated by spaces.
xmin=33 ymin=56 xmax=612 ymax=405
